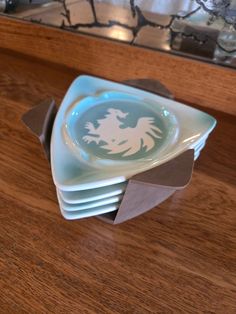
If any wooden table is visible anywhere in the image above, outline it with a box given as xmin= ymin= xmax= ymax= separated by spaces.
xmin=0 ymin=49 xmax=236 ymax=313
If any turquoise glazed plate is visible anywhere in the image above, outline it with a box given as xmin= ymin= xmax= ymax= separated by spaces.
xmin=57 ymin=192 xmax=120 ymax=220
xmin=57 ymin=188 xmax=123 ymax=211
xmin=59 ymin=181 xmax=127 ymax=204
xmin=51 ymin=75 xmax=216 ymax=191
xmin=62 ymin=91 xmax=178 ymax=170
xmin=59 ymin=203 xmax=119 ymax=220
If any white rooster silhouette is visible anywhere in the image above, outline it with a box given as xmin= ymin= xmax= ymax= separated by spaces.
xmin=82 ymin=108 xmax=162 ymax=157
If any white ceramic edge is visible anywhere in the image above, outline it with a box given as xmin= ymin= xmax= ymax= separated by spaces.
xmin=194 ymin=142 xmax=206 ymax=160
xmin=57 ymin=142 xmax=206 ymax=220
xmin=57 ymin=190 xmax=123 ymax=211
xmin=59 ymin=203 xmax=119 ymax=220
xmin=59 ymin=183 xmax=127 ymax=204
xmin=59 ymin=146 xmax=204 ymax=220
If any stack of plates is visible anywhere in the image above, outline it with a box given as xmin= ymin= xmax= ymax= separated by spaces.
xmin=50 ymin=76 xmax=216 ymax=220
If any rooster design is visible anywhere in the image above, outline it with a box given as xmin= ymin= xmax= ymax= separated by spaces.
xmin=82 ymin=108 xmax=163 ymax=157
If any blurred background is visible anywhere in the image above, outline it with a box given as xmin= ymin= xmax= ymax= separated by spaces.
xmin=1 ymin=0 xmax=236 ymax=67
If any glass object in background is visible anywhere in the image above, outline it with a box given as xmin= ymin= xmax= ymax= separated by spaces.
xmin=1 ymin=0 xmax=236 ymax=68
xmin=0 ymin=0 xmax=18 ymax=12
xmin=214 ymin=25 xmax=236 ymax=65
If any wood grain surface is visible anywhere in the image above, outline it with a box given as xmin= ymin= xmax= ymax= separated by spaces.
xmin=0 ymin=50 xmax=236 ymax=313
xmin=0 ymin=16 xmax=236 ymax=116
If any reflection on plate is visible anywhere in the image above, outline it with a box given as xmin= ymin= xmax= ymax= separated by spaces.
xmin=51 ymin=75 xmax=216 ymax=192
